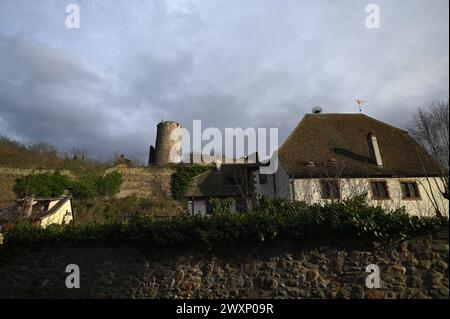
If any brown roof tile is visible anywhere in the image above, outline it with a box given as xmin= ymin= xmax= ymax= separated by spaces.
xmin=278 ymin=113 xmax=440 ymax=178
xmin=185 ymin=164 xmax=256 ymax=198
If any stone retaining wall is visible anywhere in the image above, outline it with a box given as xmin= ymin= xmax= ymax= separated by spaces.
xmin=0 ymin=233 xmax=447 ymax=299
xmin=107 ymin=166 xmax=174 ymax=199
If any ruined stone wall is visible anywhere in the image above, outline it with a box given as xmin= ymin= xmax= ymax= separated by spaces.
xmin=0 ymin=234 xmax=447 ymax=299
xmin=107 ymin=166 xmax=175 ymax=199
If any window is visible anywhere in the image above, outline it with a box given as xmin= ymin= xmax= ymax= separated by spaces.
xmin=371 ymin=181 xmax=389 ymax=199
xmin=259 ymin=174 xmax=267 ymax=185
xmin=320 ymin=180 xmax=340 ymax=199
xmin=400 ymin=182 xmax=420 ymax=199
xmin=205 ymin=201 xmax=213 ymax=215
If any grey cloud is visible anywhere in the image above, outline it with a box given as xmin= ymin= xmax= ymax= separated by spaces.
xmin=0 ymin=0 xmax=448 ymax=162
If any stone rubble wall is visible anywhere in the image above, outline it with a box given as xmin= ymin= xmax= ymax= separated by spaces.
xmin=0 ymin=233 xmax=447 ymax=299
xmin=106 ymin=166 xmax=175 ymax=199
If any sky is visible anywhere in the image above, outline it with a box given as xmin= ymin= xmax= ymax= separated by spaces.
xmin=0 ymin=0 xmax=448 ymax=163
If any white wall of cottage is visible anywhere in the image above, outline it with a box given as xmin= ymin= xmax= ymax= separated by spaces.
xmin=40 ymin=199 xmax=74 ymax=227
xmin=287 ymin=176 xmax=448 ymax=217
xmin=273 ymin=162 xmax=291 ymax=199
xmin=253 ymin=170 xmax=276 ymax=197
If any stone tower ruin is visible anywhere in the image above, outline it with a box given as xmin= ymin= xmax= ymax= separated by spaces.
xmin=148 ymin=121 xmax=182 ymax=165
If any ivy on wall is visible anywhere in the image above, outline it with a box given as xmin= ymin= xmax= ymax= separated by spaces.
xmin=170 ymin=165 xmax=210 ymax=200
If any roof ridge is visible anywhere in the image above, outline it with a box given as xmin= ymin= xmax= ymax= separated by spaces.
xmin=279 ymin=113 xmax=368 ymax=149
xmin=305 ymin=113 xmax=365 ymax=115
xmin=292 ymin=112 xmax=408 ymax=134
xmin=359 ymin=113 xmax=408 ymax=134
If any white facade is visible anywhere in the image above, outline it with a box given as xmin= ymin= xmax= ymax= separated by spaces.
xmin=39 ymin=198 xmax=74 ymax=227
xmin=253 ymin=170 xmax=276 ymax=197
xmin=267 ymin=166 xmax=449 ymax=217
xmin=188 ymin=162 xmax=448 ymax=218
xmin=188 ymin=200 xmax=207 ymax=216
xmin=273 ymin=162 xmax=291 ymax=199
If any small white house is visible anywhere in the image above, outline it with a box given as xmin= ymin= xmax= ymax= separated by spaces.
xmin=0 ymin=195 xmax=74 ymax=235
xmin=186 ymin=164 xmax=257 ymax=216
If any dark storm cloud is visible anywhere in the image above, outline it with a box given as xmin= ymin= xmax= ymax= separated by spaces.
xmin=0 ymin=0 xmax=448 ymax=162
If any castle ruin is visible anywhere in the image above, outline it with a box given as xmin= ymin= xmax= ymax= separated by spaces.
xmin=148 ymin=121 xmax=182 ymax=166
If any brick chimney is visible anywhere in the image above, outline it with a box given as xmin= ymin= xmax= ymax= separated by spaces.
xmin=367 ymin=131 xmax=383 ymax=167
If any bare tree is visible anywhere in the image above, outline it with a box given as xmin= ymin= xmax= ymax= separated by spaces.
xmin=24 ymin=141 xmax=60 ymax=167
xmin=232 ymin=166 xmax=254 ymax=211
xmin=407 ymin=100 xmax=449 ymax=200
xmin=70 ymin=148 xmax=88 ymax=161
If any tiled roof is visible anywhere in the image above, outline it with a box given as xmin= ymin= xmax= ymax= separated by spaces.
xmin=185 ymin=164 xmax=256 ymax=198
xmin=278 ymin=113 xmax=440 ymax=178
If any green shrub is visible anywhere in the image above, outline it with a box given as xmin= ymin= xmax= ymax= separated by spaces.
xmin=208 ymin=197 xmax=235 ymax=214
xmin=2 ymin=196 xmax=447 ymax=250
xmin=71 ymin=171 xmax=123 ymax=198
xmin=13 ymin=171 xmax=123 ymax=199
xmin=13 ymin=171 xmax=72 ymax=197
xmin=72 ymin=196 xmax=184 ymax=224
xmin=171 ymin=165 xmax=210 ymax=200
xmin=99 ymin=172 xmax=123 ymax=196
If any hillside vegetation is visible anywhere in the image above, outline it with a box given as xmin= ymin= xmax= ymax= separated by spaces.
xmin=0 ymin=136 xmax=185 ymax=217
xmin=0 ymin=136 xmax=106 ymax=170
xmin=5 ymin=168 xmax=184 ymax=222
xmin=0 ymin=134 xmax=185 ymax=218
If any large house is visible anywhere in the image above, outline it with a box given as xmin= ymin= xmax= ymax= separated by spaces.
xmin=187 ymin=113 xmax=449 ymax=217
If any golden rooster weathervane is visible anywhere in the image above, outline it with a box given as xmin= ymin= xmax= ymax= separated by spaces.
xmin=356 ymin=99 xmax=366 ymax=112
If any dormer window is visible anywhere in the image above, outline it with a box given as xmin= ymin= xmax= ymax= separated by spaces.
xmin=306 ymin=161 xmax=315 ymax=167
xmin=328 ymin=158 xmax=337 ymax=164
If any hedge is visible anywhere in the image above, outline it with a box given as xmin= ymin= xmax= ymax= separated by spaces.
xmin=2 ymin=196 xmax=447 ymax=250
